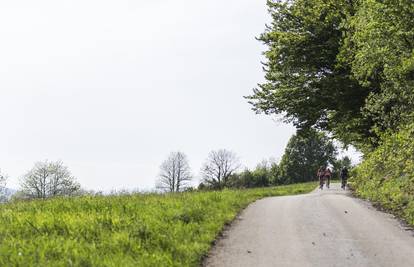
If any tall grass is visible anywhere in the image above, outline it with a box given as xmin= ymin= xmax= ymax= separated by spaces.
xmin=0 ymin=183 xmax=315 ymax=266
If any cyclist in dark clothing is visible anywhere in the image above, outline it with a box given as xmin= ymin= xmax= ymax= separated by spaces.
xmin=340 ymin=167 xmax=349 ymax=189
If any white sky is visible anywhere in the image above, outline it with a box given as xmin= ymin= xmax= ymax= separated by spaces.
xmin=0 ymin=0 xmax=358 ymax=192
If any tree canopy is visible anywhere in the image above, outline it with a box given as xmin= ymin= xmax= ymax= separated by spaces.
xmin=20 ymin=161 xmax=80 ymax=199
xmin=248 ymin=0 xmax=414 ymax=151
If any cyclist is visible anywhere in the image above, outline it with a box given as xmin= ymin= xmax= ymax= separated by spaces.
xmin=317 ymin=166 xmax=325 ymax=189
xmin=340 ymin=167 xmax=349 ymax=189
xmin=324 ymin=167 xmax=332 ymax=189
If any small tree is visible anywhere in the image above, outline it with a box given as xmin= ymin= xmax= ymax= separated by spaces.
xmin=279 ymin=130 xmax=337 ymax=184
xmin=20 ymin=160 xmax=80 ymax=199
xmin=156 ymin=152 xmax=192 ymax=193
xmin=201 ymin=149 xmax=240 ymax=189
xmin=0 ymin=169 xmax=8 ymax=202
xmin=269 ymin=160 xmax=281 ymax=185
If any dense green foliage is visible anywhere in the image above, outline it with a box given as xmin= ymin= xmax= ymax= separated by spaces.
xmin=227 ymin=161 xmax=278 ymax=188
xmin=226 ymin=130 xmax=340 ymax=187
xmin=340 ymin=0 xmax=414 ymax=138
xmin=248 ymin=0 xmax=414 ymax=150
xmin=278 ymin=129 xmax=336 ymax=183
xmin=351 ymin=123 xmax=414 ymax=225
xmin=0 ymin=183 xmax=316 ymax=266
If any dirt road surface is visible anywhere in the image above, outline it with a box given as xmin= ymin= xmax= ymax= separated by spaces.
xmin=204 ymin=183 xmax=414 ymax=267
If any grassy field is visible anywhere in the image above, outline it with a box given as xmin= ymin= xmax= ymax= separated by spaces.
xmin=0 ymin=182 xmax=316 ymax=266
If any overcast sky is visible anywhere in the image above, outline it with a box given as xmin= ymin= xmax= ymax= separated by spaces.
xmin=0 ymin=0 xmax=358 ymax=191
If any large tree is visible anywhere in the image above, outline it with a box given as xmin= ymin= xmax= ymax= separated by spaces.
xmin=20 ymin=161 xmax=80 ymax=199
xmin=278 ymin=130 xmax=337 ymax=184
xmin=156 ymin=152 xmax=192 ymax=192
xmin=201 ymin=149 xmax=240 ymax=189
xmin=247 ymin=0 xmax=414 ymax=150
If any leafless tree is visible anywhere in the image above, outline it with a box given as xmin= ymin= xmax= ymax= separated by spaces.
xmin=20 ymin=160 xmax=81 ymax=199
xmin=156 ymin=152 xmax=192 ymax=192
xmin=201 ymin=149 xmax=241 ymax=189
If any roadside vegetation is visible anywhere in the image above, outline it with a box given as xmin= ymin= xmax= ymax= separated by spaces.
xmin=200 ymin=131 xmax=351 ymax=191
xmin=351 ymin=123 xmax=414 ymax=225
xmin=0 ymin=182 xmax=315 ymax=266
xmin=248 ymin=0 xmax=414 ymax=225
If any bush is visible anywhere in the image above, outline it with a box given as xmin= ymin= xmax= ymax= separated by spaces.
xmin=351 ymin=122 xmax=414 ymax=225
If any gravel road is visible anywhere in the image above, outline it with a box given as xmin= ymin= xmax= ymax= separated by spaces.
xmin=204 ymin=183 xmax=414 ymax=267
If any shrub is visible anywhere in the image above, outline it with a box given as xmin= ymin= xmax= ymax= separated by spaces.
xmin=351 ymin=122 xmax=414 ymax=225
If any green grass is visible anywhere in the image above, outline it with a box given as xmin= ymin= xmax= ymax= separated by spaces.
xmin=0 ymin=182 xmax=316 ymax=266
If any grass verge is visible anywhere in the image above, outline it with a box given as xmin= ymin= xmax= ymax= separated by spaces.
xmin=0 ymin=182 xmax=315 ymax=266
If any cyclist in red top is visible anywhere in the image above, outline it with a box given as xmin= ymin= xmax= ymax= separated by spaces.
xmin=324 ymin=167 xmax=332 ymax=189
xmin=317 ymin=166 xmax=326 ymax=189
